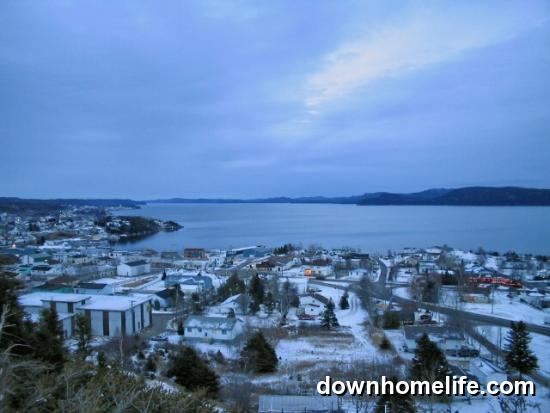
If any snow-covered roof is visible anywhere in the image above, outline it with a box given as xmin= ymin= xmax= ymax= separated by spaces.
xmin=19 ymin=292 xmax=91 ymax=307
xmin=120 ymin=260 xmax=148 ymax=267
xmin=78 ymin=294 xmax=152 ymax=311
xmin=220 ymin=293 xmax=244 ymax=306
xmin=184 ymin=315 xmax=237 ymax=330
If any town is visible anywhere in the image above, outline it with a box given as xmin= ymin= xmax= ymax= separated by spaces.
xmin=0 ymin=205 xmax=549 ymax=412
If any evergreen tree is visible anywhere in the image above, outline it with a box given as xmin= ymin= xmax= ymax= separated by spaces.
xmin=97 ymin=351 xmax=107 ymax=369
xmin=248 ymin=274 xmax=265 ymax=307
xmin=33 ymin=307 xmax=66 ymax=368
xmin=339 ymin=291 xmax=350 ymax=310
xmin=177 ymin=320 xmax=184 ymax=335
xmin=217 ymin=273 xmax=246 ymax=301
xmin=241 ymin=331 xmax=278 ymax=373
xmin=191 ymin=292 xmax=202 ymax=314
xmin=379 ymin=336 xmax=392 ymax=351
xmin=410 ymin=333 xmax=450 ymax=383
xmin=320 ymin=299 xmax=339 ymax=330
xmin=0 ymin=273 xmax=32 ymax=356
xmin=248 ymin=299 xmax=260 ymax=314
xmin=505 ymin=321 xmax=538 ymax=377
xmin=167 ymin=346 xmax=219 ymax=397
xmin=265 ymin=291 xmax=274 ymax=314
xmin=375 ymin=376 xmax=416 ymax=413
xmin=74 ymin=313 xmax=92 ymax=358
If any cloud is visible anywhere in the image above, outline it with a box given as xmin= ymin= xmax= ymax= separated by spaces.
xmin=221 ymin=158 xmax=276 ymax=169
xmin=303 ymin=2 xmax=547 ymax=109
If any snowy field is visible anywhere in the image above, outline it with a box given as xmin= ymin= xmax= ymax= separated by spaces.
xmin=442 ymin=290 xmax=549 ymax=326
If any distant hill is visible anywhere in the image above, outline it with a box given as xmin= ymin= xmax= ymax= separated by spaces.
xmin=150 ymin=195 xmax=363 ymax=204
xmin=0 ymin=197 xmax=144 ymax=213
xmin=2 ymin=187 xmax=549 ymax=214
xmin=150 ymin=187 xmax=550 ymax=206
xmin=356 ymin=187 xmax=550 ymax=206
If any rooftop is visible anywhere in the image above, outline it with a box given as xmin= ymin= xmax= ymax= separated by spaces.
xmin=185 ymin=315 xmax=237 ymax=330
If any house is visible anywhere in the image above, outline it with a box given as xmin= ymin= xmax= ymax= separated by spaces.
xmin=298 ymin=294 xmax=325 ymax=316
xmin=153 ymin=288 xmax=175 ymax=309
xmin=184 ymin=316 xmax=241 ymax=341
xmin=403 ymin=325 xmax=467 ymax=353
xmin=117 ymin=260 xmax=151 ymax=276
xmin=160 ymin=251 xmax=183 ymax=261
xmin=258 ymin=395 xmax=342 ymax=413
xmin=183 ymin=248 xmax=206 ymax=259
xmin=280 ymin=276 xmax=309 ymax=294
xmin=74 ymin=282 xmax=115 ymax=295
xmin=418 ymin=260 xmax=439 ymax=274
xmin=254 ymin=256 xmax=297 ymax=273
xmin=303 ymin=258 xmax=333 ymax=277
xmin=218 ymin=293 xmax=248 ymax=315
xmin=519 ymin=289 xmax=547 ymax=308
xmin=22 ymin=252 xmax=50 ymax=265
xmin=165 ymin=273 xmax=214 ymax=293
xmin=348 ymin=268 xmax=370 ymax=281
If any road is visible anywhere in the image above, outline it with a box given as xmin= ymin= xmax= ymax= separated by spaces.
xmin=309 ymin=259 xmax=550 ymax=337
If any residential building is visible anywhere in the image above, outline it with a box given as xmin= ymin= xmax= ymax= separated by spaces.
xmin=184 ymin=315 xmax=241 ymax=341
xmin=117 ymin=260 xmax=151 ymax=276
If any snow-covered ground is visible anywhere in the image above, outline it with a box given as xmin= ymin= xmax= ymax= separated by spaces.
xmin=476 ymin=325 xmax=550 ymax=377
xmin=394 ymin=267 xmax=415 ymax=283
xmin=393 ymin=286 xmax=413 ymax=299
xmin=275 ymin=285 xmax=379 ymax=377
xmin=394 ymin=286 xmax=549 ymax=326
xmin=442 ymin=290 xmax=549 ymax=326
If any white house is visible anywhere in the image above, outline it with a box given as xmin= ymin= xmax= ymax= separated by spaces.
xmin=218 ymin=293 xmax=248 ymax=315
xmin=184 ymin=316 xmax=241 ymax=341
xmin=403 ymin=325 xmax=466 ymax=353
xmin=281 ymin=276 xmax=309 ymax=294
xmin=117 ymin=260 xmax=151 ymax=276
xmin=298 ymin=295 xmax=325 ymax=316
xmin=348 ymin=268 xmax=371 ymax=281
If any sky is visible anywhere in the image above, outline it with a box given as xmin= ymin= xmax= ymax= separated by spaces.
xmin=1 ymin=0 xmax=549 ymax=199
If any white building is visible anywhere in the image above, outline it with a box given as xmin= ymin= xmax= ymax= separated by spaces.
xmin=18 ymin=292 xmax=86 ymax=339
xmin=18 ymin=292 xmax=153 ymax=338
xmin=403 ymin=325 xmax=466 ymax=352
xmin=184 ymin=316 xmax=241 ymax=341
xmin=298 ymin=295 xmax=325 ymax=316
xmin=117 ymin=260 xmax=151 ymax=276
xmin=281 ymin=275 xmax=309 ymax=294
xmin=78 ymin=294 xmax=153 ymax=337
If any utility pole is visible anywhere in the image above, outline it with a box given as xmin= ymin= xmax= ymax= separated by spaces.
xmin=491 ymin=284 xmax=495 ymax=314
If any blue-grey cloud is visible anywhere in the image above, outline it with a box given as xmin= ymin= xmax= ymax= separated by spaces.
xmin=0 ymin=0 xmax=549 ymax=198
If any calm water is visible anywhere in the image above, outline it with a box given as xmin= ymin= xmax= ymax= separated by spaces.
xmin=113 ymin=203 xmax=550 ymax=254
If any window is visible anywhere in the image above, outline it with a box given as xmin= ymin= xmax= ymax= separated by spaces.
xmin=187 ymin=327 xmax=192 ymax=332
xmin=221 ymin=329 xmax=227 ymax=335
xmin=198 ymin=327 xmax=202 ymax=332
